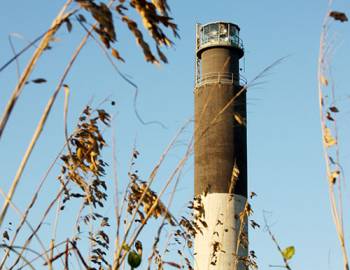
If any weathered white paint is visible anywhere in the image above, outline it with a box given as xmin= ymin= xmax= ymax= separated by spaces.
xmin=194 ymin=193 xmax=247 ymax=270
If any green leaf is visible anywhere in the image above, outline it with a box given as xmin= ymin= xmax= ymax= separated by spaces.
xmin=121 ymin=242 xmax=130 ymax=251
xmin=128 ymin=251 xmax=142 ymax=268
xmin=282 ymin=246 xmax=295 ymax=261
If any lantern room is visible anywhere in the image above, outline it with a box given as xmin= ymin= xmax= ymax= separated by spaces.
xmin=196 ymin=22 xmax=244 ymax=58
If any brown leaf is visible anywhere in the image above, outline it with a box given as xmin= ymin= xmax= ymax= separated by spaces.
xmin=250 ymin=220 xmax=260 ymax=229
xmin=78 ymin=0 xmax=116 ymax=46
xmin=122 ymin=16 xmax=158 ymax=63
xmin=234 ymin=113 xmax=245 ymax=125
xmin=156 ymin=45 xmax=168 ymax=63
xmin=65 ymin=18 xmax=73 ymax=32
xmin=111 ymin=48 xmax=125 ymax=62
xmin=326 ymin=112 xmax=334 ymax=121
xmin=75 ymin=0 xmax=94 ymax=9
xmin=163 ymin=261 xmax=181 ymax=268
xmin=187 ymin=240 xmax=193 ymax=248
xmin=250 ymin=191 xmax=257 ymax=199
xmin=3 ymin=231 xmax=9 ymax=241
xmin=152 ymin=0 xmax=170 ymax=16
xmin=77 ymin=14 xmax=87 ymax=23
xmin=329 ymin=11 xmax=348 ymax=22
xmin=324 ymin=127 xmax=337 ymax=147
xmin=329 ymin=170 xmax=340 ymax=184
xmin=320 ymin=76 xmax=328 ymax=86
xmin=115 ymin=4 xmax=128 ymax=15
xmin=32 ymin=78 xmax=47 ymax=84
xmin=329 ymin=106 xmax=339 ymax=113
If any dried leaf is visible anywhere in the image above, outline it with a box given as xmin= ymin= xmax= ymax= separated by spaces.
xmin=65 ymin=18 xmax=73 ymax=32
xmin=133 ymin=150 xmax=140 ymax=159
xmin=187 ymin=240 xmax=193 ymax=248
xmin=329 ymin=170 xmax=340 ymax=184
xmin=234 ymin=113 xmax=245 ymax=125
xmin=329 ymin=106 xmax=339 ymax=113
xmin=329 ymin=11 xmax=348 ymax=22
xmin=250 ymin=220 xmax=260 ymax=229
xmin=250 ymin=192 xmax=257 ymax=199
xmin=115 ymin=4 xmax=128 ymax=15
xmin=77 ymin=0 xmax=116 ymax=48
xmin=111 ymin=48 xmax=125 ymax=62
xmin=2 ymin=231 xmax=9 ymax=241
xmin=329 ymin=156 xmax=335 ymax=164
xmin=320 ymin=76 xmax=328 ymax=86
xmin=77 ymin=14 xmax=87 ymax=23
xmin=152 ymin=0 xmax=169 ymax=16
xmin=324 ymin=128 xmax=336 ymax=147
xmin=156 ymin=45 xmax=168 ymax=63
xmin=122 ymin=16 xmax=158 ymax=63
xmin=101 ymin=217 xmax=110 ymax=227
xmin=163 ymin=261 xmax=181 ymax=268
xmin=326 ymin=112 xmax=334 ymax=121
xmin=32 ymin=78 xmax=47 ymax=84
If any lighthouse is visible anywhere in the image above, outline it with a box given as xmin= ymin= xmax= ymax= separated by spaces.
xmin=194 ymin=21 xmax=247 ymax=270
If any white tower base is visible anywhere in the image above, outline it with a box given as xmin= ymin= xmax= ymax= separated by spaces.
xmin=194 ymin=193 xmax=247 ymax=270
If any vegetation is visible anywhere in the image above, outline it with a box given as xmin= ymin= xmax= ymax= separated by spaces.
xmin=0 ymin=0 xmax=349 ymax=269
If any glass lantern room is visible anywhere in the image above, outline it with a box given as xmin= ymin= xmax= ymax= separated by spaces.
xmin=196 ymin=22 xmax=244 ymax=57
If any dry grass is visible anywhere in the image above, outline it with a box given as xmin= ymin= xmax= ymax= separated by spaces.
xmin=0 ymin=1 xmax=194 ymax=269
xmin=317 ymin=1 xmax=349 ymax=270
xmin=1 ymin=1 xmax=349 ymax=269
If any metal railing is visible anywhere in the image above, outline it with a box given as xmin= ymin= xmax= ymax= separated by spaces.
xmin=197 ymin=35 xmax=244 ymax=52
xmin=195 ymin=72 xmax=247 ymax=87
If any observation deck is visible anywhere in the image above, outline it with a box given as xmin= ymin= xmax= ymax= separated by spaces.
xmin=195 ymin=72 xmax=247 ymax=87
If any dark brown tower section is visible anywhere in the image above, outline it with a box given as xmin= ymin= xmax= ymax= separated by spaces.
xmin=194 ymin=22 xmax=246 ymax=197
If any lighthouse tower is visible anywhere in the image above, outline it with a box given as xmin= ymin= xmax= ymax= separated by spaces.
xmin=194 ymin=22 xmax=247 ymax=270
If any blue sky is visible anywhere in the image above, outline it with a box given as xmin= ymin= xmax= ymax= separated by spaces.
xmin=1 ymin=0 xmax=350 ymax=269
